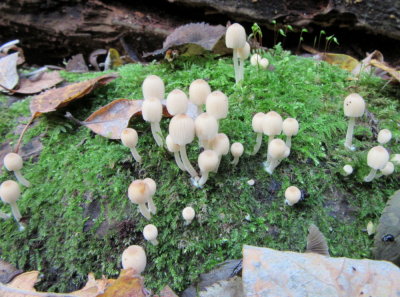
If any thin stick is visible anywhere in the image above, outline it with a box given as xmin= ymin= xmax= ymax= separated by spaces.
xmin=14 ymin=115 xmax=35 ymax=154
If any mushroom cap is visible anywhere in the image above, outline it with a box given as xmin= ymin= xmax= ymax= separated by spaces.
xmin=169 ymin=114 xmax=195 ymax=146
xmin=210 ymin=133 xmax=230 ymax=156
xmin=343 ymin=164 xmax=353 ymax=175
xmin=121 ymin=245 xmax=147 ymax=273
xmin=189 ymin=79 xmax=211 ymax=106
xmin=143 ymin=224 xmax=158 ymax=241
xmin=198 ymin=150 xmax=219 ymax=172
xmin=166 ymin=89 xmax=188 ymax=116
xmin=268 ymin=139 xmax=287 ymax=159
xmin=259 ymin=58 xmax=269 ymax=69
xmin=195 ymin=113 xmax=219 ymax=141
xmin=381 ymin=161 xmax=394 ymax=176
xmin=285 ymin=186 xmax=301 ymax=206
xmin=0 ymin=180 xmax=20 ymax=204
xmin=182 ymin=206 xmax=195 ymax=221
xmin=262 ymin=111 xmax=283 ymax=136
xmin=250 ymin=54 xmax=261 ymax=66
xmin=237 ymin=42 xmax=250 ymax=60
xmin=206 ymin=91 xmax=228 ymax=120
xmin=142 ymin=75 xmax=165 ymax=100
xmin=225 ymin=23 xmax=246 ymax=49
xmin=142 ymin=97 xmax=163 ymax=123
xmin=128 ymin=180 xmax=151 ymax=204
xmin=121 ymin=128 xmax=138 ymax=148
xmin=391 ymin=154 xmax=400 ymax=165
xmin=231 ymin=142 xmax=244 ymax=158
xmin=252 ymin=112 xmax=265 ymax=133
xmin=282 ymin=118 xmax=299 ymax=137
xmin=143 ymin=178 xmax=156 ymax=196
xmin=367 ymin=146 xmax=389 ymax=170
xmin=377 ymin=129 xmax=392 ymax=144
xmin=343 ymin=93 xmax=365 ymax=117
xmin=4 ymin=153 xmax=23 ymax=171
xmin=166 ymin=134 xmax=180 ymax=153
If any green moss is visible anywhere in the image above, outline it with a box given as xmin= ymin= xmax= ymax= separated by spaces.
xmin=0 ymin=51 xmax=399 ymax=293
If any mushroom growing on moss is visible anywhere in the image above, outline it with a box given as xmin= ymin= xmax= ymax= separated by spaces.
xmin=120 ymin=128 xmax=142 ymax=163
xmin=182 ymin=206 xmax=195 ymax=225
xmin=377 ymin=129 xmax=392 ymax=144
xmin=285 ymin=186 xmax=301 ymax=206
xmin=206 ymin=91 xmax=228 ymax=123
xmin=142 ymin=97 xmax=163 ymax=146
xmin=251 ymin=112 xmax=265 ymax=155
xmin=189 ymin=79 xmax=212 ymax=115
xmin=0 ymin=180 xmax=22 ymax=223
xmin=265 ymin=139 xmax=287 ymax=174
xmin=142 ymin=75 xmax=165 ymax=100
xmin=380 ymin=161 xmax=394 ymax=177
xmin=282 ymin=118 xmax=299 ymax=149
xmin=250 ymin=54 xmax=261 ymax=66
xmin=143 ymin=224 xmax=158 ymax=246
xmin=166 ymin=89 xmax=188 ymax=116
xmin=121 ymin=245 xmax=147 ymax=274
xmin=225 ymin=23 xmax=247 ymax=83
xmin=230 ymin=142 xmax=244 ymax=166
xmin=364 ymin=146 xmax=389 ymax=182
xmin=259 ymin=58 xmax=269 ymax=70
xmin=128 ymin=180 xmax=152 ymax=220
xmin=210 ymin=133 xmax=230 ymax=172
xmin=3 ymin=153 xmax=30 ymax=187
xmin=343 ymin=165 xmax=353 ymax=176
xmin=197 ymin=150 xmax=219 ymax=187
xmin=237 ymin=42 xmax=250 ymax=81
xmin=166 ymin=134 xmax=186 ymax=171
xmin=195 ymin=113 xmax=219 ymax=149
xmin=143 ymin=178 xmax=157 ymax=214
xmin=343 ymin=93 xmax=365 ymax=151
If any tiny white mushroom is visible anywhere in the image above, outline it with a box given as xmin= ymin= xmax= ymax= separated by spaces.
xmin=142 ymin=75 xmax=165 ymax=100
xmin=143 ymin=224 xmax=158 ymax=246
xmin=259 ymin=58 xmax=269 ymax=70
xmin=121 ymin=128 xmax=142 ymax=163
xmin=343 ymin=93 xmax=365 ymax=151
xmin=250 ymin=54 xmax=261 ymax=66
xmin=210 ymin=133 xmax=230 ymax=172
xmin=4 ymin=153 xmax=30 ymax=187
xmin=128 ymin=180 xmax=152 ymax=220
xmin=121 ymin=245 xmax=147 ymax=274
xmin=0 ymin=180 xmax=22 ymax=222
xmin=143 ymin=178 xmax=157 ymax=214
xmin=189 ymin=79 xmax=212 ymax=115
xmin=380 ymin=161 xmax=394 ymax=176
xmin=263 ymin=111 xmax=283 ymax=166
xmin=367 ymin=221 xmax=375 ymax=236
xmin=377 ymin=129 xmax=392 ymax=144
xmin=166 ymin=89 xmax=188 ymax=116
xmin=282 ymin=118 xmax=299 ymax=149
xmin=225 ymin=23 xmax=247 ymax=83
xmin=182 ymin=207 xmax=195 ymax=225
xmin=285 ymin=186 xmax=301 ymax=206
xmin=265 ymin=139 xmax=287 ymax=174
xmin=237 ymin=42 xmax=250 ymax=81
xmin=205 ymin=91 xmax=229 ymax=123
xmin=142 ymin=97 xmax=163 ymax=146
xmin=230 ymin=142 xmax=244 ymax=166
xmin=166 ymin=134 xmax=185 ymax=171
xmin=251 ymin=112 xmax=266 ymax=155
xmin=197 ymin=150 xmax=219 ymax=187
xmin=364 ymin=146 xmax=389 ymax=182
xmin=195 ymin=113 xmax=219 ymax=149
xmin=343 ymin=165 xmax=353 ymax=176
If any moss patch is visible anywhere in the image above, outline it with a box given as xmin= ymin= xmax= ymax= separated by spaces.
xmin=0 ymin=48 xmax=399 ymax=293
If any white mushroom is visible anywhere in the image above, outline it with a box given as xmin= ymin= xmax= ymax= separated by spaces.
xmin=285 ymin=186 xmax=301 ymax=206
xmin=128 ymin=180 xmax=152 ymax=220
xmin=343 ymin=93 xmax=365 ymax=151
xmin=225 ymin=23 xmax=247 ymax=83
xmin=282 ymin=118 xmax=299 ymax=149
xmin=166 ymin=134 xmax=186 ymax=171
xmin=343 ymin=165 xmax=353 ymax=176
xmin=251 ymin=112 xmax=266 ymax=155
xmin=364 ymin=146 xmax=389 ymax=182
xmin=189 ymin=79 xmax=212 ymax=115
xmin=377 ymin=129 xmax=392 ymax=144
xmin=195 ymin=113 xmax=218 ymax=149
xmin=142 ymin=97 xmax=163 ymax=146
xmin=230 ymin=142 xmax=244 ymax=166
xmin=3 ymin=153 xmax=30 ymax=187
xmin=0 ymin=180 xmax=22 ymax=223
xmin=205 ymin=91 xmax=229 ymax=123
xmin=121 ymin=245 xmax=147 ymax=274
xmin=265 ymin=139 xmax=287 ymax=174
xmin=121 ymin=128 xmax=142 ymax=163
xmin=197 ymin=150 xmax=219 ymax=187
xmin=142 ymin=75 xmax=165 ymax=100
xmin=166 ymin=89 xmax=188 ymax=116
xmin=143 ymin=224 xmax=158 ymax=246
xmin=182 ymin=207 xmax=195 ymax=225
xmin=143 ymin=178 xmax=157 ymax=214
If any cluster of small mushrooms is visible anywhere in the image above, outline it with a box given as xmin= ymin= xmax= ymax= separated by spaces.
xmin=0 ymin=23 xmax=398 ymax=279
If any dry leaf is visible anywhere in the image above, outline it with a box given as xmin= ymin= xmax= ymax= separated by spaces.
xmin=72 ymin=273 xmax=114 ymax=297
xmin=66 ymin=54 xmax=89 ymax=73
xmin=30 ymin=73 xmax=118 ymax=118
xmin=321 ymin=53 xmax=359 ymax=72
xmin=15 ymin=71 xmax=64 ymax=94
xmin=143 ymin=23 xmax=228 ymax=57
xmin=84 ymin=99 xmax=142 ymax=139
xmin=370 ymin=59 xmax=400 ymax=83
xmin=0 ymin=52 xmax=19 ymax=92
xmin=351 ymin=50 xmax=384 ymax=76
xmin=158 ymin=286 xmax=179 ymax=297
xmin=0 ymin=259 xmax=23 ymax=284
xmin=2 ymin=271 xmax=39 ymax=297
xmin=97 ymin=269 xmax=146 ymax=297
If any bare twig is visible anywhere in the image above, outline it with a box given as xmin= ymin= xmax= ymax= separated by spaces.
xmin=14 ymin=115 xmax=35 ymax=154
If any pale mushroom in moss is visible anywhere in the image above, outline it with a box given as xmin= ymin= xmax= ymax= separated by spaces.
xmin=166 ymin=134 xmax=186 ymax=171
xmin=343 ymin=164 xmax=353 ymax=176
xmin=263 ymin=111 xmax=283 ymax=166
xmin=259 ymin=58 xmax=269 ymax=70
xmin=0 ymin=180 xmax=22 ymax=223
xmin=166 ymin=89 xmax=188 ymax=116
xmin=237 ymin=42 xmax=250 ymax=81
xmin=205 ymin=91 xmax=228 ymax=123
xmin=197 ymin=150 xmax=219 ymax=187
xmin=195 ymin=113 xmax=218 ymax=149
xmin=210 ymin=133 xmax=230 ymax=172
xmin=142 ymin=97 xmax=163 ymax=146
xmin=380 ymin=161 xmax=394 ymax=177
xmin=377 ymin=129 xmax=392 ymax=144
xmin=285 ymin=186 xmax=301 ymax=206
xmin=143 ymin=178 xmax=157 ymax=214
xmin=120 ymin=128 xmax=142 ymax=163
xmin=143 ymin=224 xmax=158 ymax=246
xmin=230 ymin=142 xmax=244 ymax=166
xmin=182 ymin=206 xmax=195 ymax=225
xmin=225 ymin=23 xmax=247 ymax=83
xmin=265 ymin=139 xmax=287 ymax=174
xmin=364 ymin=146 xmax=389 ymax=182
xmin=282 ymin=118 xmax=299 ymax=149
xmin=250 ymin=54 xmax=261 ymax=66
xmin=343 ymin=93 xmax=365 ymax=151
xmin=128 ymin=180 xmax=152 ymax=220
xmin=3 ymin=153 xmax=30 ymax=187
xmin=142 ymin=75 xmax=165 ymax=100
xmin=169 ymin=114 xmax=198 ymax=178
xmin=251 ymin=112 xmax=266 ymax=155
xmin=189 ymin=79 xmax=211 ymax=115
xmin=121 ymin=245 xmax=147 ymax=274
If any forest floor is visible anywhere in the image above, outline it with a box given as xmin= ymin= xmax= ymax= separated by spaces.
xmin=0 ymin=46 xmax=399 ymax=294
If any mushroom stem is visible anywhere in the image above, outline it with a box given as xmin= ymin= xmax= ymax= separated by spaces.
xmin=9 ymin=201 xmax=21 ymax=222
xmin=138 ymin=203 xmax=152 ymax=220
xmin=130 ymin=148 xmax=142 ymax=163
xmin=231 ymin=157 xmax=239 ymax=166
xmin=150 ymin=122 xmax=163 ymax=147
xmin=214 ymin=156 xmax=222 ymax=173
xmin=198 ymin=171 xmax=209 ymax=187
xmin=174 ymin=152 xmax=186 ymax=171
xmin=179 ymin=146 xmax=198 ymax=178
xmin=150 ymin=239 xmax=159 ymax=246
xmin=0 ymin=211 xmax=10 ymax=220
xmin=251 ymin=133 xmax=263 ymax=155
xmin=233 ymin=49 xmax=240 ymax=84
xmin=285 ymin=136 xmax=292 ymax=149
xmin=265 ymin=136 xmax=275 ymax=167
xmin=364 ymin=169 xmax=377 ymax=182
xmin=14 ymin=171 xmax=30 ymax=187
xmin=147 ymin=197 xmax=157 ymax=214
xmin=266 ymin=159 xmax=279 ymax=175
xmin=344 ymin=117 xmax=356 ymax=151
xmin=238 ymin=58 xmax=245 ymax=81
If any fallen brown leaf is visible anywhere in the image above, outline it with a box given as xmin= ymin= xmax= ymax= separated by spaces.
xmin=15 ymin=72 xmax=64 ymax=94
xmin=2 ymin=271 xmax=39 ymax=297
xmin=66 ymin=54 xmax=89 ymax=73
xmin=0 ymin=259 xmax=23 ymax=284
xmin=370 ymin=59 xmax=400 ymax=83
xmin=97 ymin=269 xmax=146 ymax=297
xmin=29 ymin=73 xmax=118 ymax=118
